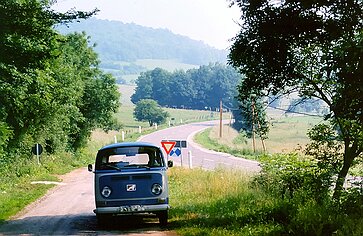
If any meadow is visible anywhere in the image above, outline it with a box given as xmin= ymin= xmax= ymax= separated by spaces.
xmin=198 ymin=115 xmax=324 ymax=156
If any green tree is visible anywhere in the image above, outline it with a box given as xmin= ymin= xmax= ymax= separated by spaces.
xmin=171 ymin=70 xmax=195 ymax=108
xmin=238 ymin=97 xmax=269 ymax=142
xmin=0 ymin=0 xmax=118 ymax=154
xmin=228 ymin=0 xmax=363 ymax=199
xmin=53 ymin=32 xmax=120 ymax=150
xmin=133 ymin=99 xmax=169 ymax=126
xmin=131 ymin=70 xmax=153 ymax=104
xmin=150 ymin=68 xmax=172 ymax=106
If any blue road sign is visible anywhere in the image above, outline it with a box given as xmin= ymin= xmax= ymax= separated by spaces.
xmin=170 ymin=148 xmax=182 ymax=157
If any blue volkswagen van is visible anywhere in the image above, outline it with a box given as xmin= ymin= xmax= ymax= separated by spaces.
xmin=88 ymin=142 xmax=173 ymax=226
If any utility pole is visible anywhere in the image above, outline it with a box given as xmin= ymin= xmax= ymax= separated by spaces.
xmin=256 ymin=118 xmax=266 ymax=152
xmin=219 ymin=100 xmax=223 ymax=138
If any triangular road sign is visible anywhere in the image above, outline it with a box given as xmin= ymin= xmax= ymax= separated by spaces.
xmin=161 ymin=141 xmax=176 ymax=155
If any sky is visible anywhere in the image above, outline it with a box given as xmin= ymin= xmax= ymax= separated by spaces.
xmin=52 ymin=0 xmax=242 ymax=50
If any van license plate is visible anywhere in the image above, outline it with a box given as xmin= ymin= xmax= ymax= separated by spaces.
xmin=119 ymin=205 xmax=144 ymax=212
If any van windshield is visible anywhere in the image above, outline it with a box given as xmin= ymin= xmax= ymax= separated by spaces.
xmin=95 ymin=146 xmax=164 ymax=170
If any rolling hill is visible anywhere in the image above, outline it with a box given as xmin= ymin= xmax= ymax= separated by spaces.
xmin=57 ymin=18 xmax=227 ymax=64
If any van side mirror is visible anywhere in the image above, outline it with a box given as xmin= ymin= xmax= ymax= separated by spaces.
xmin=167 ymin=160 xmax=173 ymax=168
xmin=88 ymin=164 xmax=93 ymax=172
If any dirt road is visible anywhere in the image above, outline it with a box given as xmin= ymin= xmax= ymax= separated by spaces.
xmin=0 ymin=120 xmax=259 ymax=235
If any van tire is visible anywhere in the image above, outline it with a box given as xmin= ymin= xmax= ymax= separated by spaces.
xmin=157 ymin=210 xmax=168 ymax=226
xmin=96 ymin=213 xmax=110 ymax=226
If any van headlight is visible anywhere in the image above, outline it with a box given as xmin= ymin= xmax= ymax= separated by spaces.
xmin=151 ymin=183 xmax=162 ymax=195
xmin=101 ymin=186 xmax=112 ymax=198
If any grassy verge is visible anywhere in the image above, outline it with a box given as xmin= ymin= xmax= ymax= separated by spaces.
xmin=168 ymin=167 xmax=283 ymax=235
xmin=0 ymin=149 xmax=95 ymax=221
xmin=168 ymin=165 xmax=363 ymax=235
xmin=194 ymin=127 xmax=260 ymax=160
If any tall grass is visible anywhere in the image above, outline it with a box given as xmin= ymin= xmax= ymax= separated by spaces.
xmin=168 ymin=166 xmax=363 ymax=236
xmin=168 ymin=168 xmax=283 ymax=235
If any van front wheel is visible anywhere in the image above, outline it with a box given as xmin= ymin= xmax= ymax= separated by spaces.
xmin=157 ymin=210 xmax=168 ymax=226
xmin=96 ymin=213 xmax=111 ymax=226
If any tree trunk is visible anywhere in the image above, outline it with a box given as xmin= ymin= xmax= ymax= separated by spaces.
xmin=333 ymin=146 xmax=356 ymax=200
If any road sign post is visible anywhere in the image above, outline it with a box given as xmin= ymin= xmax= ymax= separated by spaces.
xmin=32 ymin=143 xmax=43 ymax=165
xmin=161 ymin=140 xmax=188 ymax=167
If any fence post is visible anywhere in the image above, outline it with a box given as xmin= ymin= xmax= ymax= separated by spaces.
xmin=188 ymin=150 xmax=193 ymax=169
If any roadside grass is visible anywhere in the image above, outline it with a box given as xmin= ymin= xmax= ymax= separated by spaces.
xmin=0 ymin=149 xmax=95 ymax=221
xmin=168 ymin=167 xmax=280 ymax=235
xmin=167 ymin=165 xmax=363 ymax=235
xmin=195 ymin=115 xmax=363 ymax=176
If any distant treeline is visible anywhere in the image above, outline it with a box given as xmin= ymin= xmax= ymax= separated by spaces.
xmin=57 ymin=18 xmax=228 ymax=66
xmin=131 ymin=63 xmax=242 ymax=110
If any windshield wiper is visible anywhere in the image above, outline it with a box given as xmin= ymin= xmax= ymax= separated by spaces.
xmin=124 ymin=164 xmax=150 ymax=169
xmin=103 ymin=164 xmax=121 ymax=171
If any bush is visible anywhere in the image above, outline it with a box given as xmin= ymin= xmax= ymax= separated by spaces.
xmin=0 ymin=122 xmax=12 ymax=158
xmin=255 ymin=153 xmax=334 ymax=202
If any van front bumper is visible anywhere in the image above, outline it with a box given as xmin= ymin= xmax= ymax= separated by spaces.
xmin=94 ymin=204 xmax=170 ymax=214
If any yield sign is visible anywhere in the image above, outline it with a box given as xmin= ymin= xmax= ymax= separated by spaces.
xmin=161 ymin=141 xmax=176 ymax=155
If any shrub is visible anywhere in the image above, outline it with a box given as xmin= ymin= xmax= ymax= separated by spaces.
xmin=255 ymin=153 xmax=334 ymax=202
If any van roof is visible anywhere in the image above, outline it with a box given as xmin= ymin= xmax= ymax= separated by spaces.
xmin=98 ymin=142 xmax=159 ymax=151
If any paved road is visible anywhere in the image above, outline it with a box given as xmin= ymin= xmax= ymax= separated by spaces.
xmin=0 ymin=120 xmax=259 ymax=235
xmin=139 ymin=120 xmax=260 ymax=173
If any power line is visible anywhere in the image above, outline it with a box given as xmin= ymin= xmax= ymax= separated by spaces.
xmin=267 ymin=106 xmax=326 ymax=117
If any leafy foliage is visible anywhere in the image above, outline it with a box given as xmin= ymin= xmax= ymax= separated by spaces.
xmin=133 ymin=99 xmax=169 ymax=126
xmin=0 ymin=1 xmax=119 ymax=155
xmin=305 ymin=123 xmax=343 ymax=173
xmin=288 ymin=98 xmax=328 ymax=115
xmin=256 ymin=153 xmax=334 ymax=201
xmin=235 ymin=97 xmax=269 ymax=140
xmin=229 ymin=0 xmax=363 ymax=199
